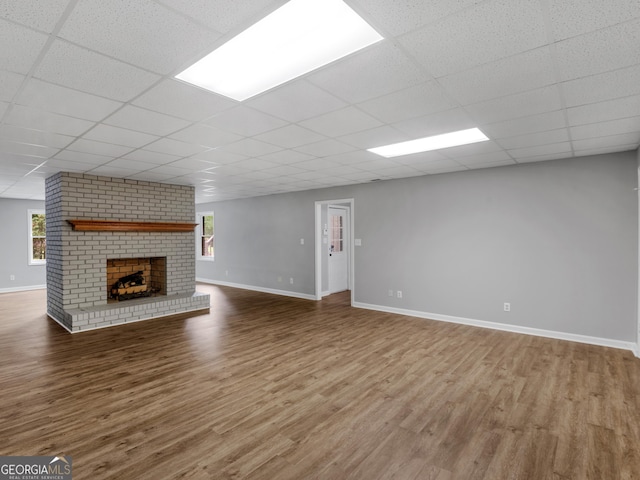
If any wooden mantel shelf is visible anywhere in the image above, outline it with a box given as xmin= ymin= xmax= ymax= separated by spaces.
xmin=67 ymin=219 xmax=198 ymax=232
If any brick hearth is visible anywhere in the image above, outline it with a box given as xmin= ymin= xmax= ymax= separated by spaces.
xmin=45 ymin=172 xmax=210 ymax=332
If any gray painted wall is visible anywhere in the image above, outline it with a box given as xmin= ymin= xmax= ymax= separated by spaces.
xmin=197 ymin=152 xmax=638 ymax=342
xmin=0 ymin=198 xmax=46 ymax=291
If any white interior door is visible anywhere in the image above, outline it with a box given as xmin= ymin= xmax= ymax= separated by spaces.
xmin=328 ymin=207 xmax=349 ymax=293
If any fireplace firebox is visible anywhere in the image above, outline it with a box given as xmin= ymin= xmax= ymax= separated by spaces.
xmin=107 ymin=257 xmax=166 ymax=303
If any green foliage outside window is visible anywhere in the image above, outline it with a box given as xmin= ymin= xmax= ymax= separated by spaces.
xmin=31 ymin=213 xmax=46 ymax=261
xmin=201 ymin=214 xmax=214 ymax=257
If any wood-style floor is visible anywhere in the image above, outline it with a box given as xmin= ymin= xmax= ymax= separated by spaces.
xmin=0 ymin=284 xmax=638 ymax=479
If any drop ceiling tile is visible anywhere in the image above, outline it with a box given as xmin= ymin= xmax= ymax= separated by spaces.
xmin=440 ymin=140 xmax=504 ymax=159
xmin=306 ymin=43 xmax=425 ymax=104
xmin=495 ymin=129 xmax=570 ymax=150
xmin=204 ymin=106 xmax=288 ymax=137
xmin=160 ymin=158 xmax=219 ymax=171
xmin=0 ymin=157 xmax=41 ymax=174
xmin=66 ymin=138 xmax=133 ymax=157
xmin=562 ymin=64 xmax=640 ymax=107
xmin=548 ymin=0 xmax=640 ymax=41
xmin=300 ymin=107 xmax=382 ymax=137
xmin=144 ymin=165 xmax=188 ymax=176
xmin=89 ymin=164 xmax=147 ymax=177
xmin=373 ymin=165 xmax=427 ymax=179
xmin=238 ymin=170 xmax=280 ymax=181
xmin=58 ymin=0 xmax=220 ymax=75
xmin=103 ymin=158 xmax=159 ymax=171
xmin=219 ymin=138 xmax=283 ymax=157
xmin=566 ymin=95 xmax=640 ymax=126
xmin=0 ymin=20 xmax=48 ymax=74
xmin=169 ymin=124 xmax=242 ymax=148
xmin=191 ymin=149 xmax=248 ymax=165
xmin=357 ymin=81 xmax=458 ymax=124
xmin=255 ymin=125 xmax=326 ymax=149
xmin=508 ymin=142 xmax=572 ymax=159
xmin=104 ymin=105 xmax=190 ymax=136
xmin=127 ymin=171 xmax=183 ymax=183
xmin=17 ymin=78 xmax=123 ymax=121
xmin=572 ymin=133 xmax=640 ymax=152
xmin=210 ymin=164 xmax=252 ymax=177
xmin=247 ymin=79 xmax=347 ymax=123
xmin=233 ymin=158 xmax=281 ymax=171
xmin=393 ymin=108 xmax=477 ymax=138
xmin=262 ymin=165 xmax=309 ymax=177
xmin=0 ymin=139 xmax=58 ymax=158
xmin=439 ymin=47 xmax=556 ymax=104
xmin=482 ymin=111 xmax=567 ymax=138
xmin=392 ymin=150 xmax=450 ymax=167
xmin=556 ymin=19 xmax=640 ymax=81
xmin=287 ymin=170 xmax=339 ymax=183
xmin=0 ymin=70 xmax=25 ymax=102
xmin=466 ymin=159 xmax=516 ymax=169
xmin=144 ymin=138 xmax=209 ymax=157
xmin=121 ymin=149 xmax=182 ymax=165
xmin=339 ymin=170 xmax=390 ymax=182
xmin=338 ymin=126 xmax=409 ymax=149
xmin=55 ymin=150 xmax=113 ymax=165
xmin=404 ymin=158 xmax=465 ymax=173
xmin=569 ymin=116 xmax=640 ymax=140
xmin=516 ymin=152 xmax=575 ymax=163
xmin=323 ymin=150 xmax=381 ymax=166
xmin=83 ymin=124 xmax=158 ymax=149
xmin=357 ymin=0 xmax=484 ymax=36
xmin=466 ymin=86 xmax=563 ymax=125
xmin=0 ymin=0 xmax=70 ymax=32
xmin=454 ymin=151 xmax=513 ymax=166
xmin=573 ymin=144 xmax=637 ymax=157
xmin=258 ymin=149 xmax=316 ymax=165
xmin=290 ymin=158 xmax=342 ymax=172
xmin=156 ymin=0 xmax=274 ymax=34
xmin=0 ymin=125 xmax=74 ymax=149
xmin=38 ymin=158 xmax=96 ymax=173
xmin=5 ymin=104 xmax=94 ymax=136
xmin=398 ymin=0 xmax=547 ymax=77
xmin=133 ymin=79 xmax=236 ymax=122
xmin=293 ymin=139 xmax=356 ymax=157
xmin=35 ymin=40 xmax=160 ymax=102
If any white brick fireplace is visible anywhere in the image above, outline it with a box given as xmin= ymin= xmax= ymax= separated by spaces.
xmin=45 ymin=172 xmax=210 ymax=332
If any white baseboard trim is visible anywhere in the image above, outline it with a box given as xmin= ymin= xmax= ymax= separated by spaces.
xmin=353 ymin=302 xmax=638 ymax=354
xmin=197 ymin=278 xmax=316 ymax=301
xmin=633 ymin=343 xmax=640 ymax=358
xmin=0 ymin=284 xmax=46 ymax=294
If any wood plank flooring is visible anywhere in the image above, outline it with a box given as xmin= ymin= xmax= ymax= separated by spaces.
xmin=0 ymin=284 xmax=639 ymax=479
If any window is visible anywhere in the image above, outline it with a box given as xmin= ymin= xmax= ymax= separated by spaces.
xmin=198 ymin=212 xmax=214 ymax=260
xmin=28 ymin=209 xmax=46 ymax=265
xmin=330 ymin=214 xmax=343 ymax=253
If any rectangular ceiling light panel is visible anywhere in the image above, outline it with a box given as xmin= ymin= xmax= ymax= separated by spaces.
xmin=368 ymin=128 xmax=490 ymax=158
xmin=176 ymin=0 xmax=383 ymax=101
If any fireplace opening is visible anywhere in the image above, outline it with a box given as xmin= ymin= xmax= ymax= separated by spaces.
xmin=107 ymin=257 xmax=166 ymax=303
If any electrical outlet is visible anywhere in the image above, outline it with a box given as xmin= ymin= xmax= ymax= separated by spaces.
xmin=10 ymin=275 xmax=15 ymax=281
xmin=289 ymin=277 xmax=294 ymax=284
xmin=397 ymin=290 xmax=403 ymax=299
xmin=277 ymin=276 xmax=282 ymax=283
xmin=225 ymin=270 xmax=229 ymax=276
xmin=388 ymin=289 xmax=393 ymax=297
xmin=300 ymin=238 xmax=304 ymax=245
xmin=504 ymin=302 xmax=510 ymax=312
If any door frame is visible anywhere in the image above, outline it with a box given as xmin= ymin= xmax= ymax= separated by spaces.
xmin=315 ymin=198 xmax=354 ymax=303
